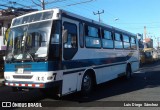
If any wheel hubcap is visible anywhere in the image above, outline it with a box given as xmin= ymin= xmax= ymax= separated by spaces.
xmin=83 ymin=75 xmax=91 ymax=91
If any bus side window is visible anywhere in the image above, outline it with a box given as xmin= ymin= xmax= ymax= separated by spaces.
xmin=131 ymin=37 xmax=137 ymax=50
xmin=63 ymin=23 xmax=77 ymax=49
xmin=63 ymin=22 xmax=78 ymax=60
xmin=102 ymin=29 xmax=114 ymax=49
xmin=79 ymin=23 xmax=84 ymax=48
xmin=85 ymin=25 xmax=101 ymax=48
xmin=123 ymin=35 xmax=130 ymax=49
xmin=114 ymin=33 xmax=123 ymax=49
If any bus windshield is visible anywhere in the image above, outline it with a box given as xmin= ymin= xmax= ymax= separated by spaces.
xmin=6 ymin=20 xmax=53 ymax=62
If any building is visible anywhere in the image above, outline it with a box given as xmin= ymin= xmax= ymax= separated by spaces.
xmin=0 ymin=8 xmax=38 ymax=50
xmin=143 ymin=38 xmax=153 ymax=48
xmin=0 ymin=11 xmax=15 ymax=51
xmin=0 ymin=10 xmax=16 ymax=78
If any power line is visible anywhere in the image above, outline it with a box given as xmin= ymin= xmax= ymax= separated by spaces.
xmin=31 ymin=0 xmax=45 ymax=10
xmin=62 ymin=0 xmax=95 ymax=7
xmin=0 ymin=4 xmax=11 ymax=8
xmin=45 ymin=0 xmax=96 ymax=19
xmin=119 ymin=26 xmax=160 ymax=30
xmin=49 ymin=0 xmax=95 ymax=8
xmin=31 ymin=0 xmax=68 ymax=10
xmin=110 ymin=22 xmax=160 ymax=25
xmin=8 ymin=1 xmax=32 ymax=8
xmin=0 ymin=1 xmax=32 ymax=9
xmin=45 ymin=0 xmax=67 ymax=5
xmin=65 ymin=0 xmax=94 ymax=11
xmin=42 ymin=0 xmax=68 ymax=9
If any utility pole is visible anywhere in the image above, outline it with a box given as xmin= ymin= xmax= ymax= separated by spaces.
xmin=31 ymin=0 xmax=45 ymax=10
xmin=157 ymin=37 xmax=160 ymax=48
xmin=144 ymin=26 xmax=147 ymax=39
xmin=41 ymin=0 xmax=45 ymax=10
xmin=93 ymin=10 xmax=104 ymax=22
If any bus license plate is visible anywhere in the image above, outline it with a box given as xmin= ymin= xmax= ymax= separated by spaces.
xmin=17 ymin=68 xmax=24 ymax=74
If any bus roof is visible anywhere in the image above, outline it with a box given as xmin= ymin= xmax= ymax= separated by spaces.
xmin=11 ymin=8 xmax=136 ymax=37
xmin=60 ymin=9 xmax=136 ymax=37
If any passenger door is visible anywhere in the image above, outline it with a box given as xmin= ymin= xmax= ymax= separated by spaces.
xmin=61 ymin=17 xmax=79 ymax=95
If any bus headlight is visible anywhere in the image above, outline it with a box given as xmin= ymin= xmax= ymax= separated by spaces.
xmin=47 ymin=73 xmax=56 ymax=81
xmin=47 ymin=76 xmax=53 ymax=80
xmin=41 ymin=77 xmax=44 ymax=81
xmin=5 ymin=76 xmax=10 ymax=80
xmin=36 ymin=77 xmax=40 ymax=81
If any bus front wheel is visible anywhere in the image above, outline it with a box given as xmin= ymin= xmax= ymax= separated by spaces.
xmin=40 ymin=87 xmax=61 ymax=99
xmin=12 ymin=87 xmax=22 ymax=92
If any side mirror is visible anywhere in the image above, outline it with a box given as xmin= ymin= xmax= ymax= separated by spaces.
xmin=62 ymin=29 xmax=68 ymax=43
xmin=4 ymin=28 xmax=10 ymax=45
xmin=3 ymin=56 xmax=5 ymax=61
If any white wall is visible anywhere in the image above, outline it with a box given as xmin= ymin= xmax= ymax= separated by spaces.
xmin=0 ymin=20 xmax=11 ymax=50
xmin=0 ymin=36 xmax=2 ymax=50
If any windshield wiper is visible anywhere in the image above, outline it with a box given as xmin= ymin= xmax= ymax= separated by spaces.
xmin=23 ymin=38 xmax=35 ymax=62
xmin=25 ymin=51 xmax=35 ymax=62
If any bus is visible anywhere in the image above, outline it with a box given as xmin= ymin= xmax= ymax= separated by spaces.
xmin=4 ymin=8 xmax=139 ymax=96
xmin=143 ymin=48 xmax=158 ymax=63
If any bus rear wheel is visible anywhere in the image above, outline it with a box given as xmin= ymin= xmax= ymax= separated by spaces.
xmin=81 ymin=73 xmax=93 ymax=95
xmin=125 ymin=65 xmax=132 ymax=79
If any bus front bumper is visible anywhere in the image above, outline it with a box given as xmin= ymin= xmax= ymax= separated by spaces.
xmin=4 ymin=80 xmax=62 ymax=88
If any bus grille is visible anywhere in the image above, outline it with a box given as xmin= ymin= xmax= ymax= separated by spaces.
xmin=13 ymin=75 xmax=33 ymax=79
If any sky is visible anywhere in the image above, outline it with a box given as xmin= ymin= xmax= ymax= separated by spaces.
xmin=1 ymin=0 xmax=160 ymax=47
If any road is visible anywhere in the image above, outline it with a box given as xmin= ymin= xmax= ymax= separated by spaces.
xmin=1 ymin=62 xmax=160 ymax=110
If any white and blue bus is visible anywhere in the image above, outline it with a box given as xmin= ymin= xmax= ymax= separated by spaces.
xmin=4 ymin=8 xmax=139 ymax=96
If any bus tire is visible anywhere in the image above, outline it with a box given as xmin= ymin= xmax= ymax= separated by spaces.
xmin=12 ymin=87 xmax=22 ymax=92
xmin=125 ymin=65 xmax=132 ymax=80
xmin=40 ymin=88 xmax=61 ymax=99
xmin=81 ymin=72 xmax=93 ymax=95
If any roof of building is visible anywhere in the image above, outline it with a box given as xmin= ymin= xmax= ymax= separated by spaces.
xmin=0 ymin=15 xmax=15 ymax=21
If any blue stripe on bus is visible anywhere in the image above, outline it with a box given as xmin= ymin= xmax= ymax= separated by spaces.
xmin=48 ymin=56 xmax=127 ymax=71
xmin=4 ymin=57 xmax=139 ymax=72
xmin=62 ymin=60 xmax=138 ymax=75
xmin=94 ymin=62 xmax=126 ymax=69
xmin=63 ymin=69 xmax=85 ymax=75
xmin=5 ymin=62 xmax=48 ymax=72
